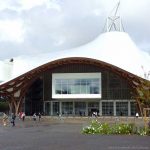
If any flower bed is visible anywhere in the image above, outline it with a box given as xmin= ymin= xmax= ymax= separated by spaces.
xmin=82 ymin=120 xmax=150 ymax=136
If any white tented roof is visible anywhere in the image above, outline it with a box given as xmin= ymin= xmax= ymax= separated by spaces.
xmin=0 ymin=31 xmax=150 ymax=83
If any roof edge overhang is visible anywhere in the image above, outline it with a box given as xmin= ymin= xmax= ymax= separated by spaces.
xmin=0 ymin=57 xmax=145 ymax=97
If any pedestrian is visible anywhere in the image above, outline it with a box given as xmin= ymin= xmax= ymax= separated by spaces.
xmin=38 ymin=112 xmax=41 ymax=121
xmin=32 ymin=113 xmax=36 ymax=121
xmin=136 ymin=112 xmax=139 ymax=118
xmin=11 ymin=113 xmax=16 ymax=127
xmin=19 ymin=112 xmax=23 ymax=120
xmin=21 ymin=112 xmax=26 ymax=121
xmin=92 ymin=112 xmax=95 ymax=117
xmin=2 ymin=112 xmax=8 ymax=126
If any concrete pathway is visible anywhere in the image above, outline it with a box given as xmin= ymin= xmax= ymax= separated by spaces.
xmin=0 ymin=119 xmax=149 ymax=150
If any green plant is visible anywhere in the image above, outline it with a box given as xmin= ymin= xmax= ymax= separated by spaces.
xmin=137 ymin=127 xmax=150 ymax=136
xmin=133 ymin=79 xmax=150 ymax=116
xmin=111 ymin=123 xmax=135 ymax=134
xmin=82 ymin=120 xmax=149 ymax=136
xmin=82 ymin=120 xmax=110 ymax=134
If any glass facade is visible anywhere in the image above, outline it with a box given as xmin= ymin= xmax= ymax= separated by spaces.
xmin=88 ymin=102 xmax=99 ymax=116
xmin=52 ymin=73 xmax=102 ymax=99
xmin=116 ymin=102 xmax=128 ymax=116
xmin=130 ymin=101 xmax=136 ymax=116
xmin=45 ymin=102 xmax=51 ymax=115
xmin=53 ymin=102 xmax=59 ymax=115
xmin=55 ymin=78 xmax=100 ymax=95
xmin=43 ymin=101 xmax=137 ymax=116
xmin=75 ymin=102 xmax=86 ymax=116
xmin=62 ymin=102 xmax=73 ymax=115
xmin=24 ymin=61 xmax=136 ymax=117
xmin=25 ymin=78 xmax=43 ymax=115
xmin=102 ymin=102 xmax=114 ymax=116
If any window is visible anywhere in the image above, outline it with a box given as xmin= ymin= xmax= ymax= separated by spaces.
xmin=45 ymin=102 xmax=51 ymax=115
xmin=116 ymin=102 xmax=128 ymax=116
xmin=130 ymin=101 xmax=136 ymax=116
xmin=52 ymin=102 xmax=59 ymax=116
xmin=62 ymin=102 xmax=73 ymax=115
xmin=52 ymin=73 xmax=101 ymax=98
xmin=102 ymin=102 xmax=114 ymax=116
xmin=75 ymin=102 xmax=86 ymax=116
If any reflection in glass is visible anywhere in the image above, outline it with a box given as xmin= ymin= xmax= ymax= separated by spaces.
xmin=102 ymin=102 xmax=114 ymax=116
xmin=130 ymin=102 xmax=136 ymax=116
xmin=75 ymin=102 xmax=86 ymax=116
xmin=55 ymin=78 xmax=100 ymax=95
xmin=53 ymin=102 xmax=59 ymax=116
xmin=62 ymin=102 xmax=73 ymax=115
xmin=116 ymin=102 xmax=128 ymax=116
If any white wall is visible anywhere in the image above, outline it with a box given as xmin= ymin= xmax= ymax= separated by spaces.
xmin=0 ymin=60 xmax=13 ymax=82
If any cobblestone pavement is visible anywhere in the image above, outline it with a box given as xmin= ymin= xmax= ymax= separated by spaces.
xmin=0 ymin=118 xmax=150 ymax=150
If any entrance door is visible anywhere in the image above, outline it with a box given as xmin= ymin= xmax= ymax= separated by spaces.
xmin=52 ymin=102 xmax=59 ymax=116
xmin=88 ymin=102 xmax=99 ymax=116
xmin=45 ymin=102 xmax=51 ymax=115
xmin=62 ymin=102 xmax=73 ymax=116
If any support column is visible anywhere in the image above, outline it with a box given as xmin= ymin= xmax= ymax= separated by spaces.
xmin=85 ymin=102 xmax=88 ymax=116
xmin=59 ymin=101 xmax=62 ymax=116
xmin=128 ymin=101 xmax=131 ymax=116
xmin=43 ymin=102 xmax=45 ymax=115
xmin=51 ymin=101 xmax=53 ymax=116
xmin=99 ymin=100 xmax=102 ymax=116
xmin=72 ymin=101 xmax=75 ymax=116
xmin=114 ymin=101 xmax=116 ymax=116
xmin=8 ymin=101 xmax=13 ymax=115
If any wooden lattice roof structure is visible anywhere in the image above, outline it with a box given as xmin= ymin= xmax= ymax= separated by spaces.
xmin=0 ymin=57 xmax=144 ymax=99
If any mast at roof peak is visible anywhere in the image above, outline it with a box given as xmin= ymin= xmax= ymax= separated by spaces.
xmin=106 ymin=1 xmax=123 ymax=32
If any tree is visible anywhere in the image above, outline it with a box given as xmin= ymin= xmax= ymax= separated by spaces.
xmin=134 ymin=79 xmax=150 ymax=116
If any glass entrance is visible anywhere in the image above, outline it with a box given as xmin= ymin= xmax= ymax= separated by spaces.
xmin=45 ymin=102 xmax=51 ymax=115
xmin=62 ymin=102 xmax=73 ymax=116
xmin=75 ymin=102 xmax=86 ymax=116
xmin=116 ymin=102 xmax=128 ymax=116
xmin=102 ymin=102 xmax=114 ymax=116
xmin=53 ymin=102 xmax=59 ymax=116
xmin=88 ymin=102 xmax=99 ymax=116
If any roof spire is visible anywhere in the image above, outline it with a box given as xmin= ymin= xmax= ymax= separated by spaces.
xmin=106 ymin=1 xmax=123 ymax=32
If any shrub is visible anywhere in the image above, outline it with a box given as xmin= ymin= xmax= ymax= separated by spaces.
xmin=82 ymin=120 xmax=149 ymax=136
xmin=82 ymin=120 xmax=110 ymax=134
xmin=110 ymin=123 xmax=135 ymax=135
xmin=137 ymin=127 xmax=150 ymax=136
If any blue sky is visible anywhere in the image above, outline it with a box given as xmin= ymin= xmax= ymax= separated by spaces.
xmin=0 ymin=0 xmax=150 ymax=60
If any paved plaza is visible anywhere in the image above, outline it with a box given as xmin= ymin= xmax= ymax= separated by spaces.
xmin=0 ymin=117 xmax=150 ymax=150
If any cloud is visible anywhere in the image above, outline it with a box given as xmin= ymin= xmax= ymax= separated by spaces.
xmin=0 ymin=19 xmax=25 ymax=43
xmin=0 ymin=0 xmax=150 ymax=60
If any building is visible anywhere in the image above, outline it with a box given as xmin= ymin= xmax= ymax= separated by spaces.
xmin=0 ymin=5 xmax=150 ymax=116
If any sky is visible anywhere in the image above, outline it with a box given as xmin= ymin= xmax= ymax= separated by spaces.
xmin=0 ymin=0 xmax=150 ymax=60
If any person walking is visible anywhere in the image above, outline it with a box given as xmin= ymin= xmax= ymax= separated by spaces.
xmin=38 ymin=112 xmax=41 ymax=121
xmin=11 ymin=113 xmax=16 ymax=127
xmin=21 ymin=112 xmax=26 ymax=121
xmin=2 ymin=113 xmax=8 ymax=126
xmin=136 ymin=112 xmax=139 ymax=118
xmin=32 ymin=113 xmax=37 ymax=121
